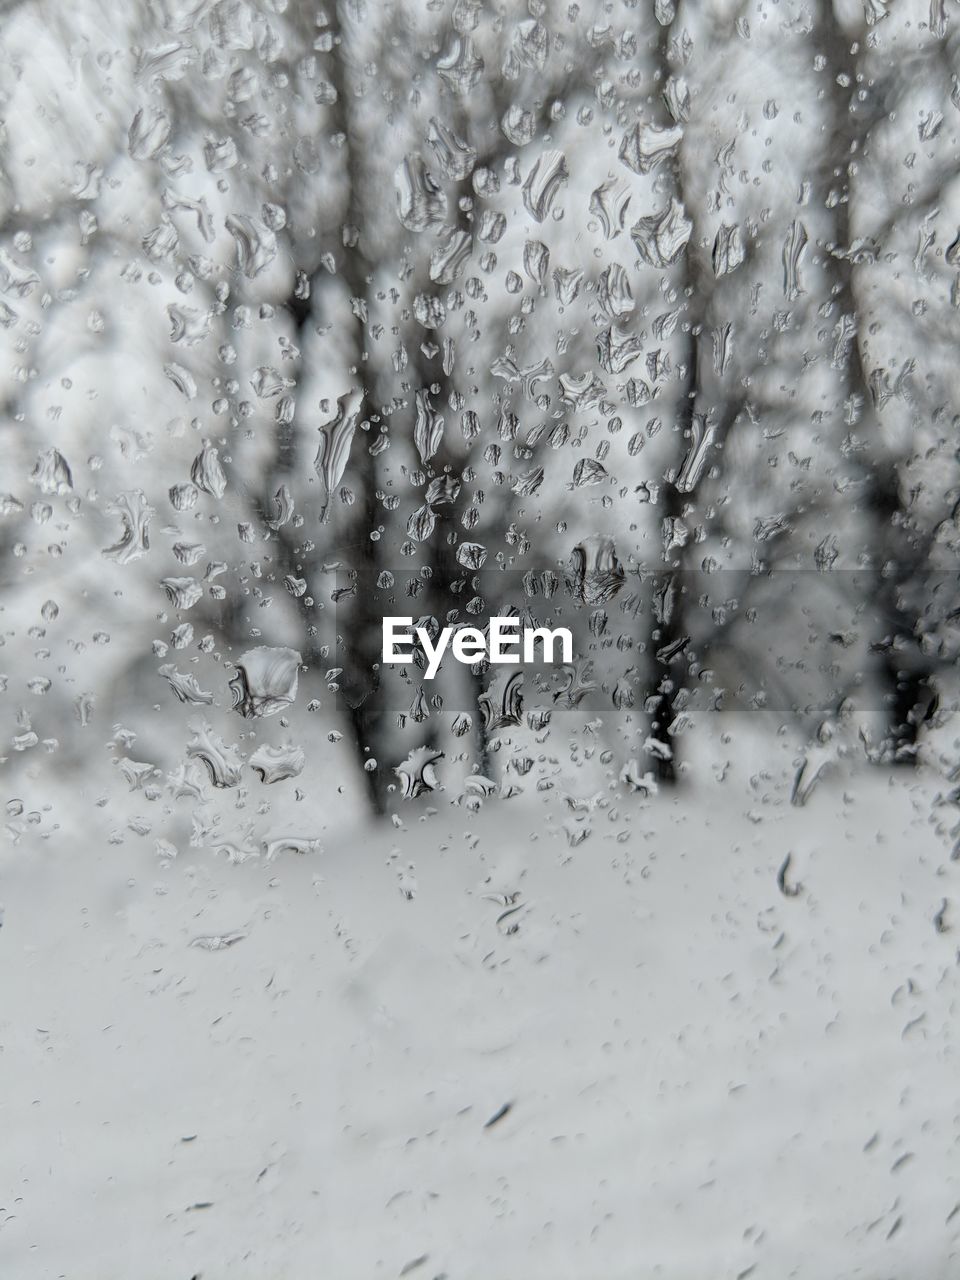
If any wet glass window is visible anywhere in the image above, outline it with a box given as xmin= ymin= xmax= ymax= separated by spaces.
xmin=2 ymin=0 xmax=959 ymax=1274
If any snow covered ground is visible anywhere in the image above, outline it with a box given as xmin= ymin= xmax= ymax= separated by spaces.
xmin=3 ymin=760 xmax=959 ymax=1279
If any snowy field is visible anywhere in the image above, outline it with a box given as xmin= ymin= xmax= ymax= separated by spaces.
xmin=3 ymin=757 xmax=959 ymax=1280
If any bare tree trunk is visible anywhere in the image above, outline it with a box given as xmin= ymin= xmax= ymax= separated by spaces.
xmin=263 ymin=0 xmax=388 ymax=811
xmin=643 ymin=16 xmax=700 ymax=784
xmin=810 ymin=0 xmax=931 ymax=761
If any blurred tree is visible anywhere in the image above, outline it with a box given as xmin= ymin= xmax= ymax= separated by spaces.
xmin=1 ymin=0 xmax=957 ymax=822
